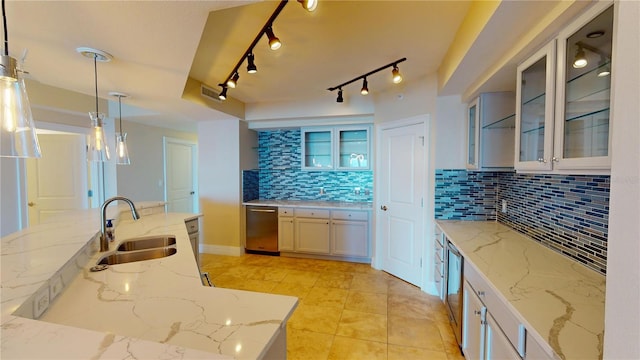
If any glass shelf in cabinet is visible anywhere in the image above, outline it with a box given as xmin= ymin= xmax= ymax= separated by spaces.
xmin=483 ymin=114 xmax=515 ymax=129
xmin=521 ymin=125 xmax=545 ymax=135
xmin=565 ymin=107 xmax=610 ymax=123
xmin=521 ymin=92 xmax=546 ymax=106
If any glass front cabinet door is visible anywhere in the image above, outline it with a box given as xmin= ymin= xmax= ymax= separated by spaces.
xmin=515 ymin=40 xmax=556 ymax=171
xmin=466 ymin=98 xmax=479 ymax=169
xmin=301 ymin=128 xmax=333 ymax=170
xmin=336 ymin=127 xmax=370 ymax=170
xmin=554 ymin=2 xmax=613 ymax=170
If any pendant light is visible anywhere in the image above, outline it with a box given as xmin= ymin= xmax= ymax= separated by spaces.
xmin=77 ymin=47 xmax=112 ymax=162
xmin=110 ymin=92 xmax=130 ymax=165
xmin=0 ymin=0 xmax=41 ymax=158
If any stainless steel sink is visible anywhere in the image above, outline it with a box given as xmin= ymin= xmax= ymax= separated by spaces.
xmin=116 ymin=235 xmax=176 ymax=251
xmin=97 ymin=247 xmax=177 ymax=265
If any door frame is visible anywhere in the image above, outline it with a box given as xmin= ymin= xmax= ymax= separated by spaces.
xmin=163 ymin=136 xmax=198 ymax=213
xmin=374 ymin=114 xmax=432 ymax=290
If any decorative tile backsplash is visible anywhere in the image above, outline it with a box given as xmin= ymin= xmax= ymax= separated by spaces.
xmin=435 ymin=169 xmax=499 ymax=221
xmin=243 ymin=129 xmax=373 ymax=202
xmin=497 ymin=172 xmax=609 ymax=274
xmin=435 ymin=169 xmax=610 ymax=274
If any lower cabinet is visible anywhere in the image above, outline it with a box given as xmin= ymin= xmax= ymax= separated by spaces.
xmin=295 ymin=217 xmax=331 ymax=253
xmin=463 ymin=261 xmax=553 ymax=360
xmin=277 ymin=207 xmax=370 ymax=261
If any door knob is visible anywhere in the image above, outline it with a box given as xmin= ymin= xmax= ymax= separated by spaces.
xmin=190 ymin=191 xmax=195 ymax=195
xmin=380 ymin=205 xmax=388 ymax=211
xmin=28 ymin=202 xmax=35 ymax=207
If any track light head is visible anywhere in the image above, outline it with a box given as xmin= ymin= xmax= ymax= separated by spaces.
xmin=297 ymin=0 xmax=318 ymax=12
xmin=227 ymin=72 xmax=240 ymax=88
xmin=392 ymin=65 xmax=403 ymax=84
xmin=337 ymin=88 xmax=344 ymax=103
xmin=247 ymin=53 xmax=257 ymax=73
xmin=573 ymin=45 xmax=587 ymax=68
xmin=265 ymin=26 xmax=281 ymax=50
xmin=218 ymin=86 xmax=227 ymax=101
xmin=360 ymin=78 xmax=369 ymax=95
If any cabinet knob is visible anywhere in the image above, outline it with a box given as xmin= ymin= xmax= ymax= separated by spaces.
xmin=537 ymin=158 xmax=547 ymax=163
xmin=474 ymin=310 xmax=482 ymax=316
xmin=552 ymin=157 xmax=560 ymax=162
xmin=477 ymin=290 xmax=485 ymax=297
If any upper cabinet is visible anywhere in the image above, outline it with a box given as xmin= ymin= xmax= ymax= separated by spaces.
xmin=301 ymin=125 xmax=371 ymax=171
xmin=467 ymin=92 xmax=515 ymax=170
xmin=515 ymin=2 xmax=613 ymax=172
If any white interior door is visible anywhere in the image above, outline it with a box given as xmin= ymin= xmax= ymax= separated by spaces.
xmin=26 ymin=133 xmax=88 ymax=225
xmin=164 ymin=137 xmax=197 ymax=213
xmin=378 ymin=120 xmax=426 ymax=286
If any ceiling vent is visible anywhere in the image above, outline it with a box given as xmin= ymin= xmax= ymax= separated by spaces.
xmin=201 ymin=84 xmax=221 ymax=102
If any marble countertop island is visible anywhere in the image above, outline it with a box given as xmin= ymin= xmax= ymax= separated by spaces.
xmin=436 ymin=220 xmax=605 ymax=360
xmin=1 ymin=202 xmax=297 ymax=359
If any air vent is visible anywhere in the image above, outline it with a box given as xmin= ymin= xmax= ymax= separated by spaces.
xmin=201 ymin=85 xmax=221 ymax=102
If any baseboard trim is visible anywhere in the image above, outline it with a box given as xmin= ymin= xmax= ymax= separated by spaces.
xmin=200 ymin=244 xmax=243 ymax=256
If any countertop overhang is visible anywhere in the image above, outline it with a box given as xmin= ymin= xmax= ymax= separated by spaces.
xmin=1 ymin=203 xmax=298 ymax=359
xmin=243 ymin=199 xmax=373 ymax=210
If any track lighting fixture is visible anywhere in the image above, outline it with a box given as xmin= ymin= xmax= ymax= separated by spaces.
xmin=328 ymin=58 xmax=406 ymax=102
xmin=360 ymin=78 xmax=369 ymax=95
xmin=298 ymin=0 xmax=318 ymax=12
xmin=265 ymin=26 xmax=281 ymax=50
xmin=218 ymin=0 xmax=315 ymax=101
xmin=573 ymin=45 xmax=587 ymax=68
xmin=247 ymin=53 xmax=257 ymax=73
xmin=392 ymin=65 xmax=403 ymax=84
xmin=336 ymin=88 xmax=344 ymax=103
xmin=218 ymin=86 xmax=227 ymax=100
xmin=1 ymin=0 xmax=41 ymax=158
xmin=227 ymin=72 xmax=240 ymax=88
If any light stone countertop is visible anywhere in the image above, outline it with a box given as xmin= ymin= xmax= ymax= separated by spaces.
xmin=1 ymin=202 xmax=298 ymax=359
xmin=243 ymin=199 xmax=373 ymax=210
xmin=436 ymin=220 xmax=605 ymax=360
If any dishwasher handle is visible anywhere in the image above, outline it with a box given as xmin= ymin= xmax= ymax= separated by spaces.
xmin=248 ymin=208 xmax=276 ymax=213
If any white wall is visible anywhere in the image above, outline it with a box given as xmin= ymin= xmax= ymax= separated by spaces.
xmin=434 ymin=95 xmax=466 ymax=169
xmin=197 ymin=119 xmax=244 ymax=254
xmin=116 ymin=120 xmax=197 ymax=202
xmin=603 ymin=0 xmax=640 ymax=358
xmin=0 ymin=158 xmax=27 ymax=236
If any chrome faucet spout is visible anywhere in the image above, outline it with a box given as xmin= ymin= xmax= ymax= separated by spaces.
xmin=100 ymin=196 xmax=140 ymax=252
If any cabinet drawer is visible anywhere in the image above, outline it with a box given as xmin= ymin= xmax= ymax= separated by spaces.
xmin=294 ymin=208 xmax=330 ymax=218
xmin=278 ymin=207 xmax=294 ymax=217
xmin=185 ymin=219 xmax=199 ymax=234
xmin=332 ymin=210 xmax=368 ymax=221
xmin=465 ymin=261 xmax=523 ymax=354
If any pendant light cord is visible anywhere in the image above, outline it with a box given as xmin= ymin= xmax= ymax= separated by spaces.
xmin=118 ymin=95 xmax=123 ymax=133
xmin=93 ymin=53 xmax=99 ymax=113
xmin=2 ymin=0 xmax=9 ymax=56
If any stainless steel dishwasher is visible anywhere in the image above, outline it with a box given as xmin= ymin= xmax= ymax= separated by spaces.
xmin=245 ymin=205 xmax=279 ymax=255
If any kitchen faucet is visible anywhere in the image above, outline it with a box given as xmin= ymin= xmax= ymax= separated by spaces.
xmin=100 ymin=196 xmax=140 ymax=251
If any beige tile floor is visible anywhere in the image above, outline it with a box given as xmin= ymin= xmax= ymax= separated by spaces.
xmin=200 ymin=253 xmax=465 ymax=360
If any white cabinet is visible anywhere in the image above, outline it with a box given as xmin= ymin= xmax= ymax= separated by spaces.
xmin=331 ymin=210 xmax=369 ymax=257
xmin=463 ymin=280 xmax=485 ymax=360
xmin=279 ymin=207 xmax=370 ymax=261
xmin=464 ymin=261 xmax=554 ymax=360
xmin=515 ymin=2 xmax=613 ymax=172
xmin=185 ymin=218 xmax=200 ymax=267
xmin=301 ymin=126 xmax=371 ymax=171
xmin=278 ymin=207 xmax=294 ymax=251
xmin=467 ymin=92 xmax=516 ymax=170
xmin=486 ymin=313 xmax=521 ymax=360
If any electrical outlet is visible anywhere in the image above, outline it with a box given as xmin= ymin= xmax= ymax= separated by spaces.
xmin=49 ymin=275 xmax=64 ymax=300
xmin=501 ymin=200 xmax=508 ymax=213
xmin=33 ymin=286 xmax=50 ymax=318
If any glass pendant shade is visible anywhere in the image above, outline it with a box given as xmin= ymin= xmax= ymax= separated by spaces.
xmin=116 ymin=133 xmax=130 ymax=165
xmin=0 ymin=55 xmax=41 ymax=158
xmin=87 ymin=112 xmax=110 ymax=162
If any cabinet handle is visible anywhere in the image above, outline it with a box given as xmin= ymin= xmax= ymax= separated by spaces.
xmin=474 ymin=310 xmax=482 ymax=316
xmin=518 ymin=324 xmax=527 ymax=357
xmin=477 ymin=290 xmax=485 ymax=297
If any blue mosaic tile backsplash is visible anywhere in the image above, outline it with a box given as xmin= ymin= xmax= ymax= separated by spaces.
xmin=435 ymin=170 xmax=499 ymax=221
xmin=435 ymin=169 xmax=610 ymax=274
xmin=243 ymin=129 xmax=373 ymax=202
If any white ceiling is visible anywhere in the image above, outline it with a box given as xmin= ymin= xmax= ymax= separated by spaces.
xmin=6 ymin=0 xmax=580 ymax=132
